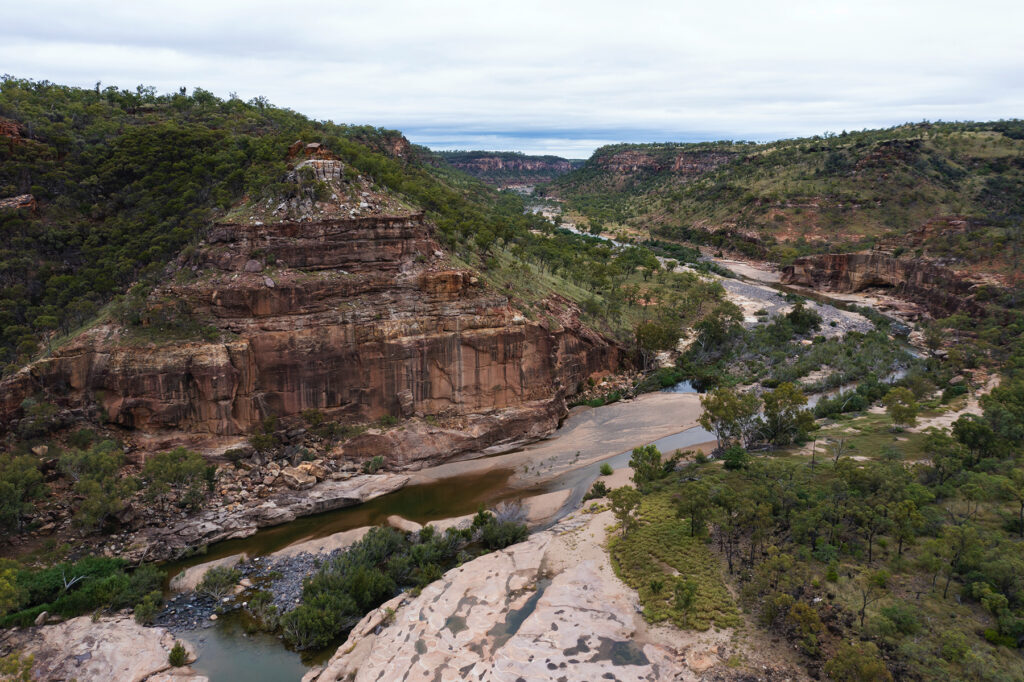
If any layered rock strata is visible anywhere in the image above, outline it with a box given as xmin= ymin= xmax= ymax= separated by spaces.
xmin=0 ymin=205 xmax=619 ymax=458
xmin=781 ymin=251 xmax=989 ymax=317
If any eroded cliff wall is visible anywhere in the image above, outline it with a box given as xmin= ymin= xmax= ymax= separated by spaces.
xmin=780 ymin=251 xmax=989 ymax=317
xmin=0 ymin=210 xmax=620 ymax=440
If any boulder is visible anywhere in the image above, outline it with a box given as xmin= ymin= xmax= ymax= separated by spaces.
xmin=386 ymin=515 xmax=422 ymax=533
xmin=296 ymin=460 xmax=328 ymax=481
xmin=281 ymin=466 xmax=316 ymax=490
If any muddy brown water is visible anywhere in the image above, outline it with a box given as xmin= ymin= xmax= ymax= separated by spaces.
xmin=171 ymin=275 xmax=898 ymax=681
xmin=168 ymin=414 xmax=716 ymax=680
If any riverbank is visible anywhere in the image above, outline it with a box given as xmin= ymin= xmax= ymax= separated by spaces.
xmin=305 ymin=492 xmax=805 ymax=682
xmin=407 ymin=390 xmax=704 ymax=486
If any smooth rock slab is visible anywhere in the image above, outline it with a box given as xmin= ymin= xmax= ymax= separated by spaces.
xmin=306 ymin=513 xmax=680 ymax=682
xmin=0 ymin=615 xmax=206 ymax=682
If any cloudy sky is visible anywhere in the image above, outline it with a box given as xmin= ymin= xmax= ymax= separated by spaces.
xmin=3 ymin=0 xmax=1022 ymax=157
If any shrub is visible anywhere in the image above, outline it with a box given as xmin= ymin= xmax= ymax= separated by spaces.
xmin=823 ymin=641 xmax=892 ymax=681
xmin=879 ymin=602 xmax=921 ymax=635
xmin=722 ymin=446 xmax=750 ymax=471
xmin=59 ymin=440 xmax=137 ymax=530
xmin=361 ymin=456 xmax=385 ymax=474
xmin=583 ymin=480 xmax=609 ymax=501
xmin=480 ymin=520 xmax=528 ymax=550
xmin=600 ymin=462 xmax=614 ymax=476
xmin=493 ymin=500 xmax=527 ymax=525
xmin=1 ymin=558 xmax=164 ymax=627
xmin=168 ymin=641 xmax=187 ymax=667
xmin=133 ymin=590 xmax=162 ymax=625
xmin=247 ymin=590 xmax=279 ymax=629
xmin=196 ymin=565 xmax=240 ymax=600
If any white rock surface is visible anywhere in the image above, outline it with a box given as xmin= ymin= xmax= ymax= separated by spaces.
xmin=1 ymin=615 xmax=206 ymax=682
xmin=305 ymin=512 xmax=683 ymax=682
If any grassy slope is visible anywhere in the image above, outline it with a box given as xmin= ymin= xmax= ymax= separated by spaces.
xmin=546 ymin=122 xmax=1024 ymax=273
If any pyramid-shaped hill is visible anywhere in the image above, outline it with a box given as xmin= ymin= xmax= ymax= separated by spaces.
xmin=0 ymin=151 xmax=621 ymax=453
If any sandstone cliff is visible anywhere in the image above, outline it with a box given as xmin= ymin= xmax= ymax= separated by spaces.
xmin=435 ymin=151 xmax=583 ymax=186
xmin=780 ymin=251 xmax=990 ymax=317
xmin=0 ymin=161 xmax=620 ymax=458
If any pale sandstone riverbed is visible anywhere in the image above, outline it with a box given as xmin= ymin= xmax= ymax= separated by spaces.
xmin=408 ymin=391 xmax=705 ymax=486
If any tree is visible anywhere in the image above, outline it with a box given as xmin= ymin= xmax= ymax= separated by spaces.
xmin=634 ymin=320 xmax=678 ymax=370
xmin=629 ymin=445 xmax=663 ymax=488
xmin=609 ymin=487 xmax=642 ymax=537
xmin=1001 ymin=469 xmax=1024 ymax=538
xmin=980 ymin=378 xmax=1024 ymax=444
xmin=952 ymin=414 xmax=996 ymax=465
xmin=760 ymin=382 xmax=815 ymax=446
xmin=693 ymin=302 xmax=743 ymax=354
xmin=0 ymin=454 xmax=44 ymax=533
xmin=699 ymin=387 xmax=761 ymax=451
xmin=673 ymin=481 xmax=711 ymax=537
xmin=889 ymin=499 xmax=923 ymax=557
xmin=883 ymin=387 xmax=918 ymax=430
xmin=59 ymin=440 xmax=137 ymax=530
xmin=785 ymin=302 xmax=822 ymax=335
xmin=856 ymin=569 xmax=890 ymax=628
xmin=142 ymin=447 xmax=210 ymax=511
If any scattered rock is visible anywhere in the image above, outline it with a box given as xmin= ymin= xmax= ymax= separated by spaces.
xmin=281 ymin=466 xmax=316 ymax=490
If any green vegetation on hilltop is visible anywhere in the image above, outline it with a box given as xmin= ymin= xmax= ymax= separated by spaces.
xmin=546 ymin=122 xmax=1024 ymax=274
xmin=0 ymin=78 xmax=726 ymax=373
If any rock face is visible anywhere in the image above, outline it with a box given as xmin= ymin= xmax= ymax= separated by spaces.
xmin=129 ymin=472 xmax=409 ymax=562
xmin=0 ymin=615 xmax=206 ymax=682
xmin=305 ymin=513 xmax=682 ymax=682
xmin=595 ymin=149 xmax=735 ymax=179
xmin=0 ymin=205 xmax=620 ymax=446
xmin=436 ymin=152 xmax=583 ymax=185
xmin=781 ymin=251 xmax=990 ymax=317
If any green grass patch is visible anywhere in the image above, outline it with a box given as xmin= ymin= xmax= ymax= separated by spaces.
xmin=609 ymin=492 xmax=740 ymax=630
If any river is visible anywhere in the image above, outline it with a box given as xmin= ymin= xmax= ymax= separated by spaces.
xmin=171 ymin=246 xmax=914 ymax=680
xmin=170 ymin=390 xmax=715 ymax=680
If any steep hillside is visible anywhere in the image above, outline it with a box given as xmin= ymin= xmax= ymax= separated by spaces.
xmin=544 ymin=123 xmax=1024 ymax=286
xmin=0 ymin=79 xmax=731 ymax=453
xmin=433 ymin=150 xmax=584 ymax=186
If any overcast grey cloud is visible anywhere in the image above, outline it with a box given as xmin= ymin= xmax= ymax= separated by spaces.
xmin=2 ymin=0 xmax=1022 ymax=156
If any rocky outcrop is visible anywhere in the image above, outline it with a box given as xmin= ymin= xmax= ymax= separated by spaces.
xmin=0 ymin=193 xmax=36 ymax=213
xmin=781 ymin=251 xmax=991 ymax=317
xmin=126 ymin=472 xmax=409 ymax=562
xmin=305 ymin=513 xmax=681 ymax=682
xmin=437 ymin=152 xmax=583 ymax=186
xmin=0 ymin=202 xmax=620 ymax=447
xmin=304 ymin=506 xmax=781 ymax=682
xmin=596 ymin=149 xmax=735 ymax=179
xmin=0 ymin=615 xmax=205 ymax=682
